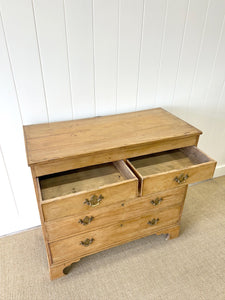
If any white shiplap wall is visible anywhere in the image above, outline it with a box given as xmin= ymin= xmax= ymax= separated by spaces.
xmin=0 ymin=0 xmax=225 ymax=236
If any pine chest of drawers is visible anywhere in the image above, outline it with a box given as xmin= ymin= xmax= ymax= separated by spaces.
xmin=23 ymin=108 xmax=216 ymax=280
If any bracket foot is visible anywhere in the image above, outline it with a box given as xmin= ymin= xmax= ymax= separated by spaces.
xmin=165 ymin=226 xmax=180 ymax=240
xmin=50 ymin=259 xmax=80 ymax=280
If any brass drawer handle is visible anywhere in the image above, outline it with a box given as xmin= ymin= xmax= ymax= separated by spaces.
xmin=80 ymin=238 xmax=94 ymax=247
xmin=147 ymin=218 xmax=159 ymax=226
xmin=78 ymin=216 xmax=94 ymax=226
xmin=83 ymin=194 xmax=104 ymax=207
xmin=151 ymin=197 xmax=163 ymax=206
xmin=174 ymin=173 xmax=189 ymax=184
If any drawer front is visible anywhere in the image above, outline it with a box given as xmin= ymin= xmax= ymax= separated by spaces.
xmin=142 ymin=162 xmax=216 ymax=195
xmin=45 ymin=186 xmax=186 ymax=242
xmin=49 ymin=206 xmax=181 ymax=264
xmin=42 ymin=179 xmax=138 ymax=221
xmin=127 ymin=146 xmax=216 ymax=195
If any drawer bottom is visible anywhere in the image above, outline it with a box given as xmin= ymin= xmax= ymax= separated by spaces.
xmin=49 ymin=206 xmax=182 ymax=264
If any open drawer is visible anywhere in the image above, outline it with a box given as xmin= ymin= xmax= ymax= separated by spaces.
xmin=126 ymin=146 xmax=216 ymax=195
xmin=38 ymin=160 xmax=138 ymax=221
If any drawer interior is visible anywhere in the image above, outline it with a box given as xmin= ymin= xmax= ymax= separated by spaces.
xmin=128 ymin=146 xmax=212 ymax=177
xmin=39 ymin=160 xmax=135 ymax=201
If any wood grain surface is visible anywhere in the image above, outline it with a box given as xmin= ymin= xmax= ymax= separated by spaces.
xmin=39 ymin=162 xmax=126 ymax=200
xmin=127 ymin=146 xmax=216 ymax=194
xmin=22 ymin=108 xmax=216 ymax=280
xmin=23 ymin=108 xmax=202 ymax=167
xmin=49 ymin=206 xmax=182 ymax=264
xmin=45 ymin=186 xmax=187 ymax=242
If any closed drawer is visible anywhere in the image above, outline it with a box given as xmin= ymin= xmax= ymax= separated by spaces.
xmin=127 ymin=146 xmax=216 ymax=195
xmin=49 ymin=206 xmax=181 ymax=264
xmin=45 ymin=185 xmax=186 ymax=242
xmin=38 ymin=160 xmax=138 ymax=221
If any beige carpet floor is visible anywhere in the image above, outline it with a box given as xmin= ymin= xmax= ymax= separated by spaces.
xmin=0 ymin=176 xmax=225 ymax=300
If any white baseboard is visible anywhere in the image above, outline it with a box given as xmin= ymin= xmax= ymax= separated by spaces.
xmin=214 ymin=164 xmax=225 ymax=178
xmin=0 ymin=225 xmax=41 ymax=239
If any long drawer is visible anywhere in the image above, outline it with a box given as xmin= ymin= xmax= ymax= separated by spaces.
xmin=127 ymin=146 xmax=216 ymax=195
xmin=49 ymin=206 xmax=181 ymax=264
xmin=38 ymin=160 xmax=138 ymax=221
xmin=45 ymin=186 xmax=187 ymax=242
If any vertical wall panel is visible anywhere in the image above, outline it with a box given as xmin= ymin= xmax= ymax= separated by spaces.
xmin=116 ymin=0 xmax=144 ymax=113
xmin=94 ymin=0 xmax=119 ymax=115
xmin=137 ymin=0 xmax=167 ymax=110
xmin=185 ymin=0 xmax=225 ymax=173
xmin=0 ymin=147 xmax=20 ymax=236
xmin=214 ymin=85 xmax=225 ymax=167
xmin=186 ymin=0 xmax=225 ymax=128
xmin=33 ymin=0 xmax=72 ymax=122
xmin=0 ymin=0 xmax=225 ymax=236
xmin=0 ymin=13 xmax=40 ymax=231
xmin=204 ymin=23 xmax=225 ymax=111
xmin=201 ymin=20 xmax=225 ymax=164
xmin=171 ymin=0 xmax=209 ymax=120
xmin=0 ymin=0 xmax=48 ymax=125
xmin=155 ymin=0 xmax=189 ymax=110
xmin=65 ymin=0 xmax=95 ymax=119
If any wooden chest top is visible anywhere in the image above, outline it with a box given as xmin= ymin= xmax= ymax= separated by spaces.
xmin=23 ymin=108 xmax=202 ymax=167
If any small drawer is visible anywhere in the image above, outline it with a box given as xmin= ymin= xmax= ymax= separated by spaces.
xmin=49 ymin=206 xmax=181 ymax=264
xmin=38 ymin=160 xmax=138 ymax=221
xmin=45 ymin=185 xmax=186 ymax=242
xmin=127 ymin=146 xmax=216 ymax=195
